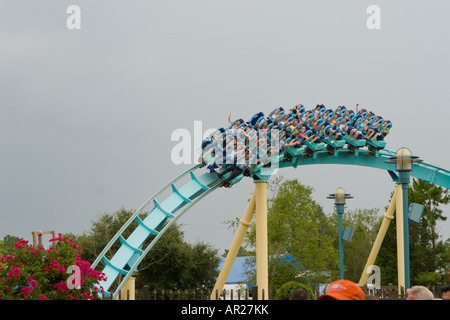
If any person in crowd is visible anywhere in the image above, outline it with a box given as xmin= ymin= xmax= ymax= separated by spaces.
xmin=440 ymin=284 xmax=450 ymax=300
xmin=406 ymin=286 xmax=434 ymax=300
xmin=290 ymin=287 xmax=310 ymax=300
xmin=318 ymin=280 xmax=365 ymax=300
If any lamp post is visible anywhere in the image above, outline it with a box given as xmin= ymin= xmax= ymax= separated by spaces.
xmin=385 ymin=147 xmax=422 ymax=289
xmin=327 ymin=187 xmax=353 ymax=280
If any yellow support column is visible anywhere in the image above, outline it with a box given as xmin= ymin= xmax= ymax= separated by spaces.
xmin=255 ymin=180 xmax=269 ymax=300
xmin=210 ymin=191 xmax=256 ymax=300
xmin=359 ymin=187 xmax=397 ymax=286
xmin=116 ymin=277 xmax=135 ymax=300
xmin=395 ymin=184 xmax=405 ymax=294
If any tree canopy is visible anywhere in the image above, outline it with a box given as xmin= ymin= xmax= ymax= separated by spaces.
xmin=241 ymin=177 xmax=339 ymax=292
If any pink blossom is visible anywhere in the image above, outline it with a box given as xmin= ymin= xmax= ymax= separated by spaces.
xmin=54 ymin=281 xmax=69 ymax=293
xmin=44 ymin=260 xmax=65 ymax=273
xmin=7 ymin=266 xmax=22 ymax=279
xmin=21 ymin=286 xmax=32 ymax=297
xmin=1 ymin=255 xmax=13 ymax=262
xmin=49 ymin=233 xmax=63 ymax=242
xmin=29 ymin=247 xmax=39 ymax=256
xmin=82 ymin=292 xmax=94 ymax=300
xmin=67 ymin=293 xmax=80 ymax=300
xmin=1 ymin=232 xmax=106 ymax=300
xmin=13 ymin=239 xmax=29 ymax=249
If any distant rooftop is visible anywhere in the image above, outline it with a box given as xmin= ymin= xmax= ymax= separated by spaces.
xmin=217 ymin=254 xmax=303 ymax=284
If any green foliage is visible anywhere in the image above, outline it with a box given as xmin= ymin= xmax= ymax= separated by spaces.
xmin=376 ymin=180 xmax=449 ymax=286
xmin=340 ymin=208 xmax=383 ymax=283
xmin=273 ymin=281 xmax=316 ymax=300
xmin=415 ymin=271 xmax=442 ymax=287
xmin=409 ymin=179 xmax=449 ymax=248
xmin=244 ymin=177 xmax=338 ymax=291
xmin=0 ymin=235 xmax=18 ymax=255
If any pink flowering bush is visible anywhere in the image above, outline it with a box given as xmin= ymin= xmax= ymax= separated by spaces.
xmin=0 ymin=234 xmax=106 ymax=300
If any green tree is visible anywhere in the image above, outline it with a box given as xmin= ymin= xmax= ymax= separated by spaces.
xmin=273 ymin=281 xmax=316 ymax=300
xmin=0 ymin=235 xmax=18 ymax=255
xmin=376 ymin=180 xmax=449 ymax=286
xmin=339 ymin=208 xmax=382 ymax=283
xmin=244 ymin=177 xmax=338 ymax=293
xmin=410 ymin=179 xmax=449 ymax=249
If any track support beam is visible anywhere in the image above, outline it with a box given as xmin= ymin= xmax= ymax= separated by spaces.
xmin=210 ymin=180 xmax=269 ymax=300
xmin=210 ymin=191 xmax=256 ymax=300
xmin=358 ymin=184 xmax=406 ymax=295
xmin=255 ymin=181 xmax=269 ymax=300
xmin=358 ymin=186 xmax=397 ymax=286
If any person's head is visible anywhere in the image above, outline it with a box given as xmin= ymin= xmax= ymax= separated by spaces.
xmin=232 ymin=119 xmax=242 ymax=128
xmin=441 ymin=285 xmax=450 ymax=300
xmin=406 ymin=286 xmax=434 ymax=300
xmin=318 ymin=280 xmax=365 ymax=300
xmin=290 ymin=287 xmax=310 ymax=300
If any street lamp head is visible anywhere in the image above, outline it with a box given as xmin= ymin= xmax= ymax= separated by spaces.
xmin=327 ymin=187 xmax=353 ymax=205
xmin=385 ymin=147 xmax=422 ymax=172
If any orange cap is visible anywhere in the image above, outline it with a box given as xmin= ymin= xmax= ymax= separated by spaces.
xmin=318 ymin=280 xmax=365 ymax=300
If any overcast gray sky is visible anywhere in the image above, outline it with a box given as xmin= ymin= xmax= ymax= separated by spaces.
xmin=1 ymin=0 xmax=449 ymax=254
